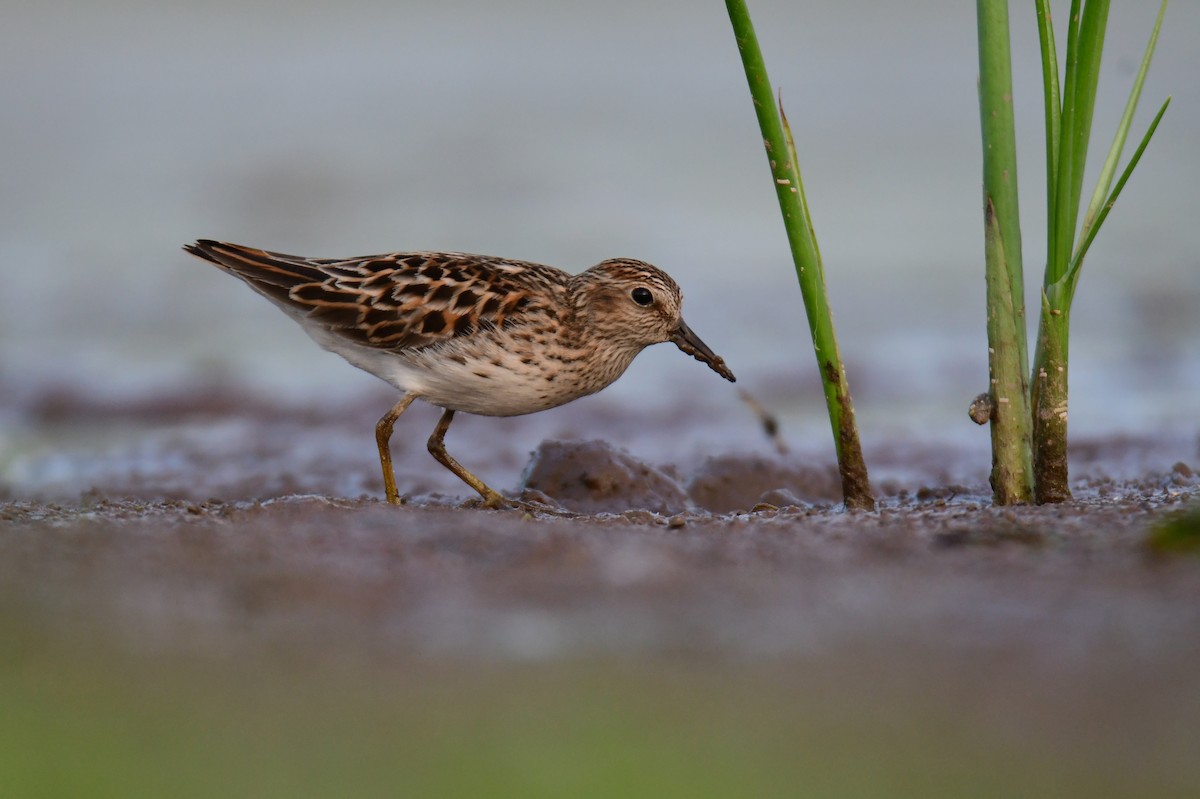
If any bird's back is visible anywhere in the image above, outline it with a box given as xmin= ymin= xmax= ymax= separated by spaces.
xmin=185 ymin=240 xmax=570 ymax=352
xmin=186 ymin=240 xmax=618 ymax=415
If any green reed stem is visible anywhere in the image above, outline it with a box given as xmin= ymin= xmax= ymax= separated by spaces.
xmin=1031 ymin=0 xmax=1168 ymax=502
xmin=724 ymin=0 xmax=873 ymax=510
xmin=977 ymin=0 xmax=1034 ymax=504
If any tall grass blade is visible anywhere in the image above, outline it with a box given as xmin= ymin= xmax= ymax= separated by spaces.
xmin=1031 ymin=0 xmax=1168 ymax=503
xmin=1048 ymin=0 xmax=1084 ymax=286
xmin=724 ymin=0 xmax=874 ymax=510
xmin=779 ymin=100 xmax=824 ymax=280
xmin=976 ymin=0 xmax=1034 ymax=504
xmin=1065 ymin=97 xmax=1171 ymax=293
xmin=1079 ymin=0 xmax=1168 ymax=244
xmin=983 ymin=198 xmax=1035 ymax=502
xmin=1035 ymin=0 xmax=1061 ymax=263
xmin=1063 ymin=0 xmax=1111 ymax=237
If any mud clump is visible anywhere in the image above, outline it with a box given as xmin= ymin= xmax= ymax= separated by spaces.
xmin=518 ymin=440 xmax=688 ymax=515
xmin=686 ymin=455 xmax=841 ymax=514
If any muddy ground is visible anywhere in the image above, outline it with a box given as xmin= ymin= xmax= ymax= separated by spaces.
xmin=3 ymin=387 xmax=1199 ymax=797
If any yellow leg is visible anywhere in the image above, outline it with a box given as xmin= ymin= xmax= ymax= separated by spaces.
xmin=375 ymin=393 xmax=417 ymax=505
xmin=426 ymin=409 xmax=509 ymax=509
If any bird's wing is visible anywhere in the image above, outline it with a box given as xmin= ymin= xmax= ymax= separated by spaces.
xmin=184 ymin=240 xmax=564 ymax=351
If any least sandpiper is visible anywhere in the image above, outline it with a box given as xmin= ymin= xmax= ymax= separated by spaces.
xmin=184 ymin=240 xmax=735 ymax=508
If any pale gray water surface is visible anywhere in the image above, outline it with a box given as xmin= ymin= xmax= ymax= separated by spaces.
xmin=2 ymin=0 xmax=1199 ymax=495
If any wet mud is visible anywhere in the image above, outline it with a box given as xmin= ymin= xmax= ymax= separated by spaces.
xmin=3 ymin=386 xmax=1200 ymax=794
xmin=4 ymin=385 xmax=1198 ymax=656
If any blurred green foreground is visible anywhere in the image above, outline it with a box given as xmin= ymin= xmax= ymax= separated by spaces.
xmin=3 ymin=621 xmax=1197 ymax=799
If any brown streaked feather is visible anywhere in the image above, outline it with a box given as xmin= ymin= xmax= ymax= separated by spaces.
xmin=183 ymin=239 xmax=565 ymax=352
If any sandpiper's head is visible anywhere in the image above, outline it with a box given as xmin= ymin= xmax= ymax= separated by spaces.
xmin=575 ymin=259 xmax=736 ymax=382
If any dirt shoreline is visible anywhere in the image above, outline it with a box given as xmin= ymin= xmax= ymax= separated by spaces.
xmin=4 ymin=387 xmax=1198 ymax=657
xmin=4 ymin=466 xmax=1198 ymax=660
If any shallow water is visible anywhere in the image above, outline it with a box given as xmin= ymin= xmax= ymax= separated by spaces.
xmin=1 ymin=0 xmax=1198 ymax=455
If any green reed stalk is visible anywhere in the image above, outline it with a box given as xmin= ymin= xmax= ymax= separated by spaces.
xmin=1031 ymin=0 xmax=1169 ymax=502
xmin=977 ymin=0 xmax=1034 ymax=504
xmin=724 ymin=0 xmax=874 ymax=510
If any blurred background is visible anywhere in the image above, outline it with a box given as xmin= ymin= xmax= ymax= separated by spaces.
xmin=2 ymin=0 xmax=1197 ymax=461
xmin=4 ymin=3 xmax=1200 ymax=796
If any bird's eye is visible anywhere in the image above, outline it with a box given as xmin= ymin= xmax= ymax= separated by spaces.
xmin=631 ymin=287 xmax=654 ymax=307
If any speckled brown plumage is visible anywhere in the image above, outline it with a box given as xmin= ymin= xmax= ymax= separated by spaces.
xmin=185 ymin=239 xmax=734 ymax=509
